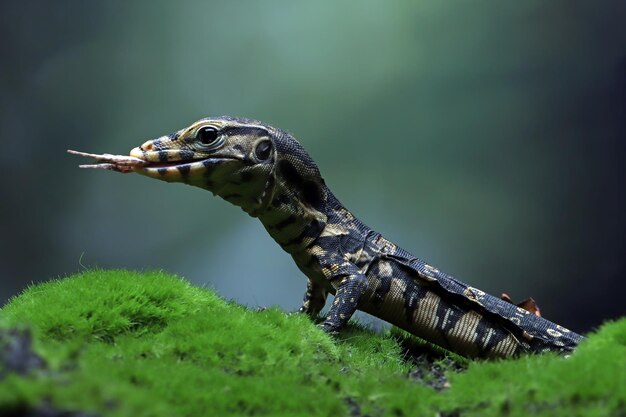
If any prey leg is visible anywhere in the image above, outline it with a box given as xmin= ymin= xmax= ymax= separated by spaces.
xmin=67 ymin=149 xmax=147 ymax=173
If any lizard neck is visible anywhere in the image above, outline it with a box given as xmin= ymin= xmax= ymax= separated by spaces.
xmin=256 ymin=176 xmax=370 ymax=256
xmin=256 ymin=178 xmax=333 ymax=254
xmin=255 ymin=128 xmax=367 ymax=254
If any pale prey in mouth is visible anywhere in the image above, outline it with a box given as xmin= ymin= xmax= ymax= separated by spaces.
xmin=67 ymin=149 xmax=229 ymax=173
xmin=66 ymin=149 xmax=148 ymax=173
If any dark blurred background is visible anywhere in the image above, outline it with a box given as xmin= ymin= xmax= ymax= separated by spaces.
xmin=1 ymin=1 xmax=624 ymax=333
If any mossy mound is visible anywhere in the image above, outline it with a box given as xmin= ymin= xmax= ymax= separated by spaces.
xmin=0 ymin=270 xmax=624 ymax=416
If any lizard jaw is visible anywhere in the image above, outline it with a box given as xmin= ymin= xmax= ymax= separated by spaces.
xmin=127 ymin=147 xmax=247 ymax=188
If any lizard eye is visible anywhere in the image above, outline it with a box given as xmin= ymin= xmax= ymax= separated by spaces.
xmin=254 ymin=140 xmax=272 ymax=161
xmin=197 ymin=126 xmax=219 ymax=146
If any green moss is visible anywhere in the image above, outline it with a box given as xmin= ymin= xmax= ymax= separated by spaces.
xmin=0 ymin=270 xmax=624 ymax=417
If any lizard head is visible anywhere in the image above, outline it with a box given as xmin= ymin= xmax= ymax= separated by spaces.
xmin=130 ymin=116 xmax=330 ymax=218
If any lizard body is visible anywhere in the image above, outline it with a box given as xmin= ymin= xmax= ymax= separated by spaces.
xmin=70 ymin=116 xmax=584 ymax=359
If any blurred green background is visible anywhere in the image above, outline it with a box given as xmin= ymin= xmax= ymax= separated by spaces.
xmin=2 ymin=1 xmax=624 ymax=333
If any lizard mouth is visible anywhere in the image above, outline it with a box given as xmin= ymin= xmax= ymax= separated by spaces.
xmin=140 ymin=157 xmax=233 ymax=171
xmin=129 ymin=146 xmax=236 ymax=172
xmin=139 ymin=158 xmax=208 ymax=169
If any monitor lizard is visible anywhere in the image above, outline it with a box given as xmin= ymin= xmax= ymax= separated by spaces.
xmin=68 ymin=116 xmax=584 ymax=359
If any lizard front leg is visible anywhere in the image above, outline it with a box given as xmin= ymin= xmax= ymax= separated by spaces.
xmin=299 ymin=279 xmax=329 ymax=317
xmin=321 ymin=273 xmax=368 ymax=333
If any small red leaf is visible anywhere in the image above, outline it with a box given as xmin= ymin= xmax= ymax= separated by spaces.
xmin=501 ymin=293 xmax=542 ymax=317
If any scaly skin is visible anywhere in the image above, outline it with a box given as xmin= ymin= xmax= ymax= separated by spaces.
xmin=70 ymin=116 xmax=584 ymax=359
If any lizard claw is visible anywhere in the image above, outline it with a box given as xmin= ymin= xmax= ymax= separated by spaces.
xmin=318 ymin=321 xmax=341 ymax=335
xmin=318 ymin=323 xmax=340 ymax=336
